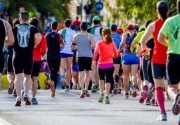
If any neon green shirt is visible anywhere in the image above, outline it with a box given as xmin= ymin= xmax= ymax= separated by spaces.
xmin=134 ymin=31 xmax=145 ymax=44
xmin=160 ymin=14 xmax=180 ymax=54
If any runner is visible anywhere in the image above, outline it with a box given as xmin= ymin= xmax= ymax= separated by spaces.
xmin=0 ymin=14 xmax=14 ymax=92
xmin=72 ymin=21 xmax=95 ymax=98
xmin=87 ymin=15 xmax=103 ymax=93
xmin=58 ymin=19 xmax=76 ymax=92
xmin=158 ymin=0 xmax=180 ymax=121
xmin=93 ymin=28 xmax=118 ymax=104
xmin=141 ymin=1 xmax=169 ymax=121
xmin=46 ymin=21 xmax=64 ymax=97
xmin=7 ymin=19 xmax=19 ymax=96
xmin=119 ymin=23 xmax=139 ymax=98
xmin=13 ymin=11 xmax=41 ymax=106
xmin=30 ymin=18 xmax=46 ymax=104
xmin=111 ymin=24 xmax=122 ymax=95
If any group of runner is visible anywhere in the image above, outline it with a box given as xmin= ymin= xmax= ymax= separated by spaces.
xmin=0 ymin=0 xmax=180 ymax=123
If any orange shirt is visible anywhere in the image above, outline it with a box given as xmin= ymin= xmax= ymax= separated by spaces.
xmin=93 ymin=40 xmax=118 ymax=64
xmin=152 ymin=19 xmax=167 ymax=65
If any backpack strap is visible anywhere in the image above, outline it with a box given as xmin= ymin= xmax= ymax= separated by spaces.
xmin=61 ymin=28 xmax=66 ymax=40
xmin=90 ymin=26 xmax=95 ymax=34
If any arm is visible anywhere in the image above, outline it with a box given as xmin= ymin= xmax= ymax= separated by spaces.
xmin=40 ymin=35 xmax=47 ymax=57
xmin=59 ymin=34 xmax=64 ymax=48
xmin=93 ymin=42 xmax=100 ymax=61
xmin=89 ymin=34 xmax=96 ymax=49
xmin=158 ymin=21 xmax=169 ymax=46
xmin=118 ymin=33 xmax=127 ymax=52
xmin=5 ymin=21 xmax=14 ymax=46
xmin=113 ymin=42 xmax=118 ymax=58
xmin=140 ymin=22 xmax=154 ymax=51
xmin=72 ymin=34 xmax=77 ymax=50
xmin=34 ymin=33 xmax=42 ymax=48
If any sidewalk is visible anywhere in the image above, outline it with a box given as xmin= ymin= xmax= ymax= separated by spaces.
xmin=0 ymin=90 xmax=178 ymax=125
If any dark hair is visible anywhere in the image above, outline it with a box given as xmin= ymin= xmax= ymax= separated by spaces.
xmin=145 ymin=20 xmax=152 ymax=28
xmin=29 ymin=18 xmax=39 ymax=28
xmin=12 ymin=19 xmax=20 ymax=27
xmin=80 ymin=21 xmax=87 ymax=30
xmin=19 ymin=11 xmax=29 ymax=21
xmin=110 ymin=24 xmax=117 ymax=32
xmin=177 ymin=0 xmax=180 ymax=13
xmin=93 ymin=20 xmax=100 ymax=25
xmin=134 ymin=24 xmax=139 ymax=32
xmin=51 ymin=21 xmax=58 ymax=30
xmin=156 ymin=1 xmax=169 ymax=21
xmin=102 ymin=28 xmax=112 ymax=43
xmin=64 ymin=19 xmax=72 ymax=27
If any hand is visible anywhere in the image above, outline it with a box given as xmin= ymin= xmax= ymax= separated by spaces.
xmin=92 ymin=61 xmax=97 ymax=66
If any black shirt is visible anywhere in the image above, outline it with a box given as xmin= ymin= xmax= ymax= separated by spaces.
xmin=13 ymin=23 xmax=38 ymax=57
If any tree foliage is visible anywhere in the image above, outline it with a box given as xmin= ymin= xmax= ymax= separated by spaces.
xmin=104 ymin=0 xmax=176 ymax=26
xmin=0 ymin=0 xmax=70 ymax=22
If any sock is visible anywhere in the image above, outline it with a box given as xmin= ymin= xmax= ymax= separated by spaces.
xmin=155 ymin=87 xmax=166 ymax=114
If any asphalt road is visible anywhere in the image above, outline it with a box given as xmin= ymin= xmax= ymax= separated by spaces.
xmin=0 ymin=90 xmax=178 ymax=125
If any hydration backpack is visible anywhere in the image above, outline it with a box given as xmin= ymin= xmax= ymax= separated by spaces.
xmin=17 ymin=24 xmax=31 ymax=48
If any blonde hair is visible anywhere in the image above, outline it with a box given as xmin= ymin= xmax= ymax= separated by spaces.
xmin=102 ymin=28 xmax=112 ymax=43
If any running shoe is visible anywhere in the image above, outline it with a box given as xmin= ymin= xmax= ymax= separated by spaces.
xmin=65 ymin=85 xmax=70 ymax=92
xmin=139 ymin=85 xmax=148 ymax=103
xmin=156 ymin=113 xmax=167 ymax=121
xmin=172 ymin=94 xmax=180 ymax=115
xmin=15 ymin=97 xmax=21 ymax=106
xmin=8 ymin=82 xmax=14 ymax=94
xmin=98 ymin=94 xmax=104 ymax=103
xmin=151 ymin=99 xmax=158 ymax=106
xmin=23 ymin=95 xmax=31 ymax=105
xmin=125 ymin=93 xmax=129 ymax=99
xmin=85 ymin=90 xmax=90 ymax=97
xmin=103 ymin=96 xmax=110 ymax=104
xmin=31 ymin=98 xmax=38 ymax=105
xmin=145 ymin=98 xmax=151 ymax=105
xmin=91 ymin=83 xmax=98 ymax=93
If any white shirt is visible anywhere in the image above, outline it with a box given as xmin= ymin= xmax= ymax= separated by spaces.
xmin=58 ymin=27 xmax=76 ymax=55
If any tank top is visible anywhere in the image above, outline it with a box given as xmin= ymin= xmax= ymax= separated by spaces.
xmin=76 ymin=33 xmax=93 ymax=57
xmin=152 ymin=19 xmax=167 ymax=65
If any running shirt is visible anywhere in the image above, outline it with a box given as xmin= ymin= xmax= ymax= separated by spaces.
xmin=46 ymin=32 xmax=62 ymax=60
xmin=160 ymin=14 xmax=180 ymax=54
xmin=33 ymin=34 xmax=47 ymax=61
xmin=58 ymin=27 xmax=76 ymax=55
xmin=152 ymin=19 xmax=167 ymax=65
xmin=93 ymin=40 xmax=118 ymax=65
xmin=111 ymin=33 xmax=121 ymax=49
xmin=88 ymin=26 xmax=102 ymax=43
xmin=134 ymin=31 xmax=144 ymax=44
xmin=13 ymin=23 xmax=38 ymax=57
xmin=123 ymin=33 xmax=137 ymax=53
xmin=74 ymin=32 xmax=93 ymax=57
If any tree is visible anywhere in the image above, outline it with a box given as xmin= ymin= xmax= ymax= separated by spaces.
xmin=104 ymin=0 xmax=176 ymax=27
xmin=1 ymin=0 xmax=70 ymax=22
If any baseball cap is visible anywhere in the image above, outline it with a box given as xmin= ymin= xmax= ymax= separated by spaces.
xmin=126 ymin=23 xmax=134 ymax=30
xmin=117 ymin=27 xmax=123 ymax=35
xmin=156 ymin=1 xmax=169 ymax=11
xmin=92 ymin=16 xmax=101 ymax=21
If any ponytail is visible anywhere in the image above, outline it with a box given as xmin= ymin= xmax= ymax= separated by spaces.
xmin=159 ymin=9 xmax=168 ymax=21
xmin=102 ymin=28 xmax=112 ymax=43
xmin=104 ymin=34 xmax=112 ymax=43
